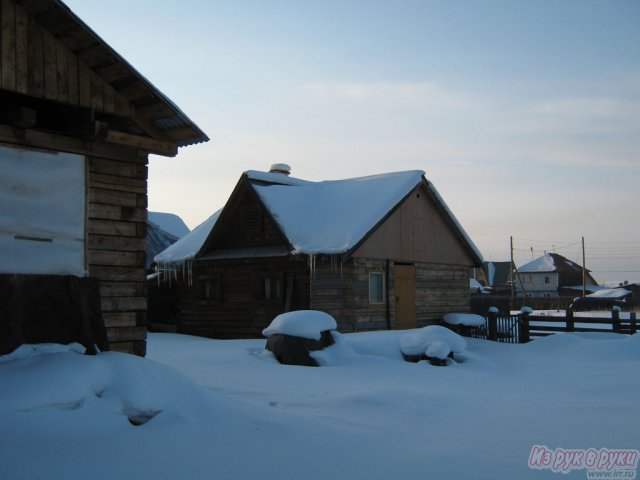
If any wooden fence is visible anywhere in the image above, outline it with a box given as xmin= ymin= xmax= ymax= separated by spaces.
xmin=470 ymin=295 xmax=640 ymax=316
xmin=457 ymin=309 xmax=638 ymax=344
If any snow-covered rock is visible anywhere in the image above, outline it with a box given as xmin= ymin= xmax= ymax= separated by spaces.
xmin=262 ymin=310 xmax=337 ymax=340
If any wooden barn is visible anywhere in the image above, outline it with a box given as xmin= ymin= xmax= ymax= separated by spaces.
xmin=0 ymin=0 xmax=208 ymax=356
xmin=154 ymin=165 xmax=483 ymax=339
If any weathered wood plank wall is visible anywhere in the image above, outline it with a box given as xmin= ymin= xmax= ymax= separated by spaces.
xmin=311 ymin=258 xmax=471 ymax=332
xmin=87 ymin=153 xmax=148 ymax=355
xmin=310 ymin=258 xmax=389 ymax=332
xmin=174 ymin=257 xmax=310 ymax=339
xmin=414 ymin=262 xmax=470 ymax=325
xmin=0 ymin=0 xmax=133 ymax=117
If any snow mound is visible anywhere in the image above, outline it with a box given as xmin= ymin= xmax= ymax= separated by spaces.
xmin=0 ymin=343 xmax=86 ymax=362
xmin=0 ymin=345 xmax=228 ymax=426
xmin=309 ymin=332 xmax=358 ymax=366
xmin=400 ymin=326 xmax=467 ymax=357
xmin=262 ymin=310 xmax=337 ymax=340
xmin=443 ymin=313 xmax=485 ymax=327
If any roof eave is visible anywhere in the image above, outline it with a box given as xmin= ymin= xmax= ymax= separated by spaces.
xmin=43 ymin=0 xmax=209 ymax=149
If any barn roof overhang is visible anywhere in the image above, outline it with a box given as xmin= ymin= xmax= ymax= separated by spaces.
xmin=14 ymin=0 xmax=208 ymax=156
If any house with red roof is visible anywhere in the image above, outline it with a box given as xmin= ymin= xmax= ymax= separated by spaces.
xmin=515 ymin=253 xmax=598 ymax=298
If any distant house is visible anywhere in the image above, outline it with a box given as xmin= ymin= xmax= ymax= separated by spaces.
xmin=155 ymin=165 xmax=483 ymax=338
xmin=146 ymin=212 xmax=190 ymax=269
xmin=516 ymin=253 xmax=598 ymax=298
xmin=0 ymin=1 xmax=207 ymax=356
xmin=481 ymin=261 xmax=512 ymax=293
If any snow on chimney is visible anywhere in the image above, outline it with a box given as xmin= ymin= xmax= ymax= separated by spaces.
xmin=269 ymin=163 xmax=291 ymax=176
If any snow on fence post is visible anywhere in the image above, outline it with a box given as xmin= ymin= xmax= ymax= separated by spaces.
xmin=565 ymin=308 xmax=575 ymax=332
xmin=519 ymin=310 xmax=530 ymax=343
xmin=612 ymin=307 xmax=621 ymax=332
xmin=630 ymin=311 xmax=637 ymax=335
xmin=487 ymin=309 xmax=498 ymax=341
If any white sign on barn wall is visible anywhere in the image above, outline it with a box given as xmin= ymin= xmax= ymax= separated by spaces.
xmin=0 ymin=145 xmax=86 ymax=276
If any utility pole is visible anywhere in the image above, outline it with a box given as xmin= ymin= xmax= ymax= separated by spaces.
xmin=510 ymin=236 xmax=515 ymax=299
xmin=582 ymin=236 xmax=586 ymax=297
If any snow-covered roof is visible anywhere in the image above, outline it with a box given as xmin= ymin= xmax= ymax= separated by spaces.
xmin=518 ymin=253 xmax=557 ymax=273
xmin=251 ymin=170 xmax=425 ymax=255
xmin=154 ymin=169 xmax=483 ymax=268
xmin=148 ymin=212 xmax=190 ymax=238
xmin=586 ymin=288 xmax=632 ymax=299
xmin=518 ymin=253 xmax=585 ymax=274
xmin=154 ymin=210 xmax=221 ymax=265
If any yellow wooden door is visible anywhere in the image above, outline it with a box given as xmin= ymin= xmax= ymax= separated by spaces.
xmin=395 ymin=264 xmax=416 ymax=329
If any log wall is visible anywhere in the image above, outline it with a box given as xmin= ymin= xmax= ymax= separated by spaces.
xmin=86 ymin=152 xmax=148 ymax=355
xmin=310 ymin=257 xmax=389 ymax=332
xmin=413 ymin=261 xmax=471 ymax=326
xmin=311 ymin=257 xmax=471 ymax=331
xmin=174 ymin=256 xmax=310 ymax=339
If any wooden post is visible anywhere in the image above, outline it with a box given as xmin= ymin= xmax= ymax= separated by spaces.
xmin=519 ymin=311 xmax=530 ymax=343
xmin=488 ymin=309 xmax=498 ymax=341
xmin=582 ymin=236 xmax=586 ymax=298
xmin=566 ymin=308 xmax=575 ymax=332
xmin=630 ymin=312 xmax=637 ymax=335
xmin=612 ymin=307 xmax=621 ymax=332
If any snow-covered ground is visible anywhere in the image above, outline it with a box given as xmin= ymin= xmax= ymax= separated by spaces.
xmin=1 ymin=331 xmax=638 ymax=480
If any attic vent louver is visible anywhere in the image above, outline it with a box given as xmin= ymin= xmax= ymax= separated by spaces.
xmin=269 ymin=163 xmax=291 ymax=176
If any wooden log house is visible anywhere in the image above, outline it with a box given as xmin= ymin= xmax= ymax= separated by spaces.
xmin=154 ymin=166 xmax=483 ymax=339
xmin=0 ymin=0 xmax=208 ymax=356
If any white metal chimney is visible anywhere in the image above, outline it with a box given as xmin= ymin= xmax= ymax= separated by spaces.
xmin=268 ymin=163 xmax=291 ymax=176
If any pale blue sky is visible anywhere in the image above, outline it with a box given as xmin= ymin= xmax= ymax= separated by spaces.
xmin=66 ymin=0 xmax=640 ymax=284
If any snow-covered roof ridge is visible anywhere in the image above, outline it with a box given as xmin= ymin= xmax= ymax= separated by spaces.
xmin=245 ymin=170 xmax=313 ymax=186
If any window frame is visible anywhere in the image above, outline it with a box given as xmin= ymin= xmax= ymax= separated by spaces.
xmin=196 ymin=274 xmax=221 ymax=304
xmin=369 ymin=271 xmax=385 ymax=305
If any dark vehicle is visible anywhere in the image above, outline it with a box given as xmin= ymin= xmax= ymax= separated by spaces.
xmin=569 ymin=296 xmax=627 ymax=312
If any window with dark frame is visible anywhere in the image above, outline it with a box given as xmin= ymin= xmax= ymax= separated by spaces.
xmin=197 ymin=275 xmax=220 ymax=302
xmin=369 ymin=271 xmax=385 ymax=304
xmin=263 ymin=277 xmax=282 ymax=300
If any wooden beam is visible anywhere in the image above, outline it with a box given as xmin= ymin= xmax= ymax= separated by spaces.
xmin=104 ymin=129 xmax=177 ymax=157
xmin=133 ymin=111 xmax=172 ymax=142
xmin=0 ymin=123 xmax=145 ymax=162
